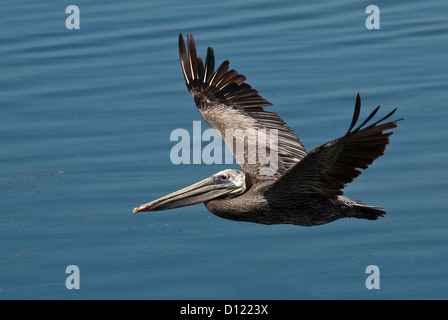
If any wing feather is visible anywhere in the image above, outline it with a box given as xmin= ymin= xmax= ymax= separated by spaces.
xmin=266 ymin=94 xmax=402 ymax=199
xmin=179 ymin=33 xmax=307 ymax=178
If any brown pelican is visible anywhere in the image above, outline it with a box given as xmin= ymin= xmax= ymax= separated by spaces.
xmin=133 ymin=33 xmax=402 ymax=226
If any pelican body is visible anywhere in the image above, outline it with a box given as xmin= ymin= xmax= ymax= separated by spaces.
xmin=134 ymin=33 xmax=402 ymax=227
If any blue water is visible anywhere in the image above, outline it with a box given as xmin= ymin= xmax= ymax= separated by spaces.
xmin=1 ymin=0 xmax=447 ymax=299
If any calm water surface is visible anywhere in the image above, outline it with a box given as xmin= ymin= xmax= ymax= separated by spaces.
xmin=1 ymin=0 xmax=447 ymax=299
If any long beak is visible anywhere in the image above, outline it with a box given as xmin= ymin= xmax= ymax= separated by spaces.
xmin=133 ymin=176 xmax=242 ymax=214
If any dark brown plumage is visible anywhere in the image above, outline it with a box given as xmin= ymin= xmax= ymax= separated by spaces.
xmin=133 ymin=33 xmax=402 ymax=226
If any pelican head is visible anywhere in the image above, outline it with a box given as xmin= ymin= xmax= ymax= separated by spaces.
xmin=133 ymin=169 xmax=246 ymax=213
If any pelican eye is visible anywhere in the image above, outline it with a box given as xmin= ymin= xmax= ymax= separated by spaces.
xmin=220 ymin=174 xmax=229 ymax=181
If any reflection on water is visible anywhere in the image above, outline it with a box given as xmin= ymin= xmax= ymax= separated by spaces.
xmin=1 ymin=0 xmax=447 ymax=299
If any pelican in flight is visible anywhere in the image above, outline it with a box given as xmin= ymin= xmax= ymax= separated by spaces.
xmin=133 ymin=33 xmax=401 ymax=226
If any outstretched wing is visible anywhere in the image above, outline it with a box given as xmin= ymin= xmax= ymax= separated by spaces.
xmin=266 ymin=94 xmax=402 ymax=199
xmin=178 ymin=33 xmax=307 ymax=178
